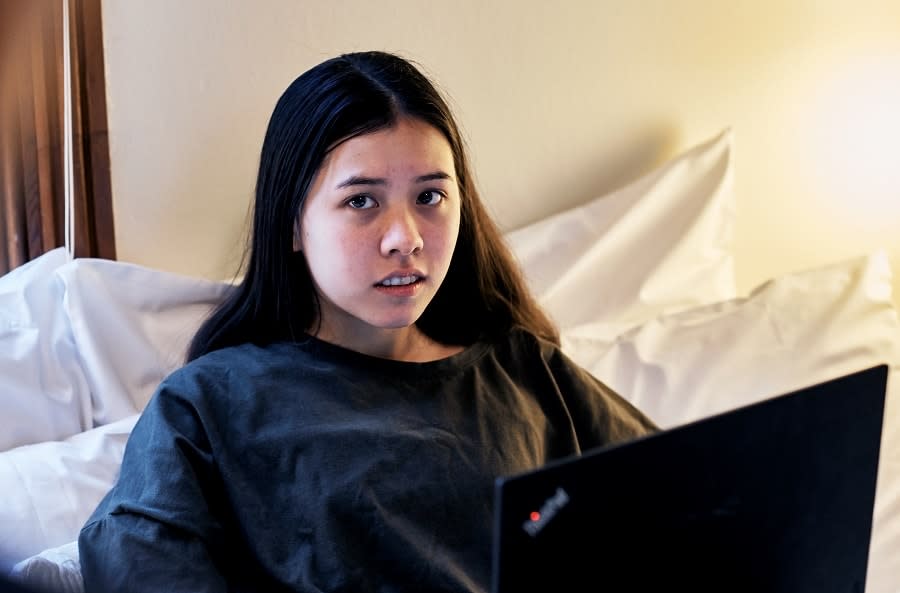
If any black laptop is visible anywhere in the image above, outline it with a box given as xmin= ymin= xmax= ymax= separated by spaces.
xmin=491 ymin=364 xmax=888 ymax=593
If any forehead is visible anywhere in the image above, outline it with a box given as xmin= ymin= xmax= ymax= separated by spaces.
xmin=319 ymin=117 xmax=456 ymax=180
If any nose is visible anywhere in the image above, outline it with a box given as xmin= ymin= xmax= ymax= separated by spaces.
xmin=380 ymin=207 xmax=423 ymax=257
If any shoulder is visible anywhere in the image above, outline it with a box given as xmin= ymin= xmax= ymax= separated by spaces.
xmin=498 ymin=327 xmax=621 ymax=397
xmin=501 ymin=325 xmax=566 ymax=362
xmin=135 ymin=341 xmax=313 ymax=443
xmin=155 ymin=341 xmax=300 ymax=407
xmin=174 ymin=340 xmax=306 ymax=377
xmin=478 ymin=326 xmax=587 ymax=384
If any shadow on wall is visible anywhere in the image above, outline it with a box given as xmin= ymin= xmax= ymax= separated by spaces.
xmin=504 ymin=121 xmax=682 ymax=233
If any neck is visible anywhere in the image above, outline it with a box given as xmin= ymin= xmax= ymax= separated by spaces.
xmin=313 ymin=324 xmax=461 ymax=362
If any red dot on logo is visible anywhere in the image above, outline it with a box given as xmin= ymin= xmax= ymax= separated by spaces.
xmin=530 ymin=511 xmax=541 ymax=522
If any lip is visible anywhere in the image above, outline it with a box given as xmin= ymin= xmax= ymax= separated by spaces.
xmin=374 ymin=270 xmax=426 ymax=297
xmin=374 ymin=270 xmax=425 ymax=287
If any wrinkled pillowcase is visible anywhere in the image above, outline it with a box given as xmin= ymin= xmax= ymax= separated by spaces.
xmin=0 ymin=249 xmax=230 ymax=452
xmin=506 ymin=128 xmax=736 ymax=333
xmin=59 ymin=257 xmax=230 ymax=426
xmin=560 ymin=251 xmax=900 ymax=593
xmin=8 ymin=541 xmax=82 ymax=593
xmin=0 ymin=249 xmax=89 ymax=452
xmin=0 ymin=414 xmax=137 ymax=574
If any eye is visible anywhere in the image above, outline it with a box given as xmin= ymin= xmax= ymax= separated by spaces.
xmin=346 ymin=195 xmax=377 ymax=209
xmin=417 ymin=190 xmax=445 ymax=206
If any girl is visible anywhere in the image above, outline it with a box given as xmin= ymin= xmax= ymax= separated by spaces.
xmin=78 ymin=50 xmax=656 ymax=593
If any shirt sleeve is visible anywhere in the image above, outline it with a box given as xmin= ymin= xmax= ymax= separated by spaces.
xmin=78 ymin=376 xmax=230 ymax=593
xmin=544 ymin=341 xmax=659 ymax=449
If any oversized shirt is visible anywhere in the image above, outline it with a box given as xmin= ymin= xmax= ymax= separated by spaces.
xmin=79 ymin=328 xmax=657 ymax=593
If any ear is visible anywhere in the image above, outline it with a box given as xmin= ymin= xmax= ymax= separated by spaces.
xmin=292 ymin=218 xmax=302 ymax=252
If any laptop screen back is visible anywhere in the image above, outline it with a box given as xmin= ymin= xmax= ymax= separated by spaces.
xmin=491 ymin=364 xmax=888 ymax=593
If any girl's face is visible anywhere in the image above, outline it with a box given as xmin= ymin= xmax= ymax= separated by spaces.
xmin=296 ymin=117 xmax=461 ymax=348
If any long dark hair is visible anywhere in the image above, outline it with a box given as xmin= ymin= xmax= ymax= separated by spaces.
xmin=187 ymin=51 xmax=557 ymax=362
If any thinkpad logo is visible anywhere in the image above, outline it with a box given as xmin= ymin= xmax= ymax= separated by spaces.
xmin=522 ymin=487 xmax=570 ymax=537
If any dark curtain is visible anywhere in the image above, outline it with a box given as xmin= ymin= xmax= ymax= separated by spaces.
xmin=0 ymin=0 xmax=114 ymax=276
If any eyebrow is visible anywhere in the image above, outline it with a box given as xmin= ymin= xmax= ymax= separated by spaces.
xmin=335 ymin=171 xmax=454 ymax=190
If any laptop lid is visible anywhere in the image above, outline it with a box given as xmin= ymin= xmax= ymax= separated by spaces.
xmin=491 ymin=364 xmax=888 ymax=593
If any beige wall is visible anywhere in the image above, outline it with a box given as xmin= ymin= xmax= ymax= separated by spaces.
xmin=102 ymin=0 xmax=900 ymax=306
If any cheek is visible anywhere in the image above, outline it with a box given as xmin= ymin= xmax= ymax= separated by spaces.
xmin=420 ymin=224 xmax=459 ymax=279
xmin=436 ymin=213 xmax=462 ymax=260
xmin=304 ymin=226 xmax=367 ymax=276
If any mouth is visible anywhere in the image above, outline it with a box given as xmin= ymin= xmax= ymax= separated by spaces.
xmin=376 ymin=274 xmax=423 ymax=287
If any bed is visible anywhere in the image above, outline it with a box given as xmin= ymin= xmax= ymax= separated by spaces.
xmin=2 ymin=129 xmax=898 ymax=593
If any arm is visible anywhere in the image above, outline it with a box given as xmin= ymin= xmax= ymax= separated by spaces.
xmin=78 ymin=378 xmax=230 ymax=593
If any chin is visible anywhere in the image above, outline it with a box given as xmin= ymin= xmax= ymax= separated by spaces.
xmin=379 ymin=318 xmax=421 ymax=330
xmin=358 ymin=301 xmax=432 ymax=331
xmin=374 ymin=311 xmax=426 ymax=331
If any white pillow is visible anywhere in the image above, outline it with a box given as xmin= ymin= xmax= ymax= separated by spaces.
xmin=0 ymin=258 xmax=226 ymax=571
xmin=0 ymin=248 xmax=91 ymax=452
xmin=506 ymin=128 xmax=735 ymax=332
xmin=0 ymin=414 xmax=137 ymax=574
xmin=59 ymin=258 xmax=230 ymax=426
xmin=561 ymin=251 xmax=900 ymax=593
xmin=8 ymin=541 xmax=82 ymax=593
xmin=0 ymin=251 xmax=230 ymax=450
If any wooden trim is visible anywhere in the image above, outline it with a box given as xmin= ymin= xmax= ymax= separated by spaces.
xmin=73 ymin=0 xmax=116 ymax=259
xmin=32 ymin=1 xmax=59 ymax=251
xmin=15 ymin=13 xmax=45 ymax=258
xmin=0 ymin=111 xmax=26 ymax=267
